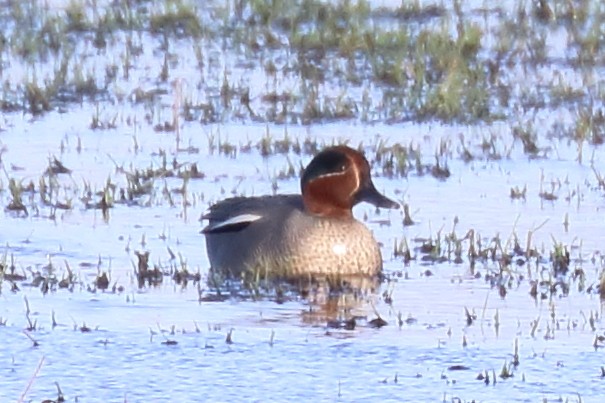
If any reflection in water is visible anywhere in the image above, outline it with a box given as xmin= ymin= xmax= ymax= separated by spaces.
xmin=219 ymin=273 xmax=384 ymax=329
xmin=299 ymin=276 xmax=390 ymax=331
xmin=1 ymin=1 xmax=604 ymax=400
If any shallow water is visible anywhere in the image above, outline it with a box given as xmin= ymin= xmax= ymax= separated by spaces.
xmin=2 ymin=117 xmax=604 ymax=402
xmin=1 ymin=272 xmax=603 ymax=402
xmin=2 ymin=1 xmax=605 ymax=402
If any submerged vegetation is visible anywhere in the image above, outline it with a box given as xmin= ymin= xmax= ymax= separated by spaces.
xmin=0 ymin=0 xmax=602 ymax=133
xmin=1 ymin=0 xmax=605 ymax=304
xmin=0 ymin=0 xmax=603 ymax=302
xmin=1 ymin=1 xmax=605 ymax=401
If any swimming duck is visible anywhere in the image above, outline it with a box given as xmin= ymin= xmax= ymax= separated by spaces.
xmin=201 ymin=145 xmax=399 ymax=281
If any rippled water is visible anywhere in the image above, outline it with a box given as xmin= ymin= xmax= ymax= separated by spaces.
xmin=2 ymin=119 xmax=604 ymax=402
xmin=1 ymin=278 xmax=603 ymax=402
xmin=2 ymin=1 xmax=605 ymax=402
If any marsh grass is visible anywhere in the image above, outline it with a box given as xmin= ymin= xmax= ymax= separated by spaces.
xmin=389 ymin=217 xmax=600 ymax=304
xmin=0 ymin=7 xmax=604 ymax=400
xmin=0 ymin=0 xmax=602 ymax=150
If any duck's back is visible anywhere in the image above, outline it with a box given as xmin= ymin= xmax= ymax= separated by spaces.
xmin=202 ymin=195 xmax=303 ymax=278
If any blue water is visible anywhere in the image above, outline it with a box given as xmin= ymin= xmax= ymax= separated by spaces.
xmin=1 ymin=1 xmax=605 ymax=402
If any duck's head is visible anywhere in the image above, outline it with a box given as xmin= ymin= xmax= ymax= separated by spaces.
xmin=301 ymin=145 xmax=399 ymax=218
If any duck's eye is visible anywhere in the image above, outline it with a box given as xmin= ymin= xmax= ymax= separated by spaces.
xmin=339 ymin=164 xmax=347 ymax=172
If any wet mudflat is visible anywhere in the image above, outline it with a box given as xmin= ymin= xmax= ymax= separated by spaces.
xmin=1 ymin=0 xmax=605 ymax=402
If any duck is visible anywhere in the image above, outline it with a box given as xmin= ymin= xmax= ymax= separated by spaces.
xmin=201 ymin=145 xmax=399 ymax=282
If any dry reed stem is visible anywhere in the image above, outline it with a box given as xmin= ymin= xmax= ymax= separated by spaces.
xmin=18 ymin=355 xmax=45 ymax=403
